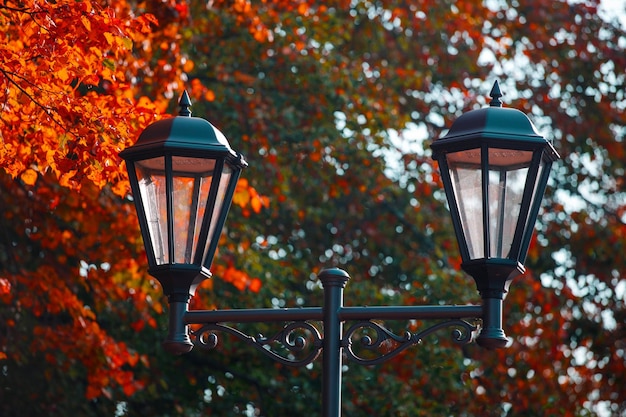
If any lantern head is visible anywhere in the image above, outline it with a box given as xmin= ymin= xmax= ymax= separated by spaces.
xmin=120 ymin=91 xmax=247 ymax=300
xmin=431 ymin=81 xmax=559 ymax=347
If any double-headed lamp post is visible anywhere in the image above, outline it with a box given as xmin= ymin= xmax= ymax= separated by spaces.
xmin=120 ymin=81 xmax=559 ymax=417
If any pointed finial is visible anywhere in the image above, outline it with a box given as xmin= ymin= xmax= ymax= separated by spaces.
xmin=178 ymin=90 xmax=192 ymax=116
xmin=489 ymin=80 xmax=503 ymax=107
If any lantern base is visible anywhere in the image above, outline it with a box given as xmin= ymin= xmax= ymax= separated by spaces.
xmin=149 ymin=264 xmax=212 ymax=297
xmin=461 ymin=258 xmax=525 ymax=297
xmin=163 ymin=293 xmax=195 ymax=355
xmin=163 ymin=338 xmax=194 ymax=355
xmin=476 ymin=327 xmax=509 ymax=349
xmin=461 ymin=261 xmax=521 ymax=350
xmin=475 ymin=296 xmax=510 ymax=349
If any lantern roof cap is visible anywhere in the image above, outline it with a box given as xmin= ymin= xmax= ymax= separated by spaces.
xmin=439 ymin=105 xmax=545 ymax=143
xmin=120 ymin=91 xmax=246 ymax=167
xmin=432 ymin=81 xmax=557 ymax=158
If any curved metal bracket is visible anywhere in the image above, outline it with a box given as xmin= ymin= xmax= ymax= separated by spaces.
xmin=192 ymin=321 xmax=323 ymax=367
xmin=343 ymin=319 xmax=478 ymax=366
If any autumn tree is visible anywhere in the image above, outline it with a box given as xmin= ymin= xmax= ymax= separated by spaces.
xmin=1 ymin=0 xmax=625 ymax=416
xmin=0 ymin=0 xmax=181 ymax=414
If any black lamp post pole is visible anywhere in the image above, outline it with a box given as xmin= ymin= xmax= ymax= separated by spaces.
xmin=320 ymin=268 xmax=349 ymax=417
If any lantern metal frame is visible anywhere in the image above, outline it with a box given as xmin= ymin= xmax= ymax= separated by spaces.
xmin=431 ymin=81 xmax=559 ymax=348
xmin=120 ymin=91 xmax=247 ymax=352
xmin=121 ymin=83 xmax=559 ymax=417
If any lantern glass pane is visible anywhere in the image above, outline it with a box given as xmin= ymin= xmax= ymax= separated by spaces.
xmin=135 ymin=157 xmax=168 ymax=265
xmin=201 ymin=166 xmax=232 ymax=264
xmin=447 ymin=149 xmax=483 ymax=259
xmin=487 ymin=149 xmax=533 ymax=258
xmin=171 ymin=156 xmax=217 ymax=264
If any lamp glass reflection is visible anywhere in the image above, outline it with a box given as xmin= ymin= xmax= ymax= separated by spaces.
xmin=446 ymin=147 xmax=534 ymax=260
xmin=133 ymin=156 xmax=230 ymax=267
xmin=135 ymin=157 xmax=168 ymax=264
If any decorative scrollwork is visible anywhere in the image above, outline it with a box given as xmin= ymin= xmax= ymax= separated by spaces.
xmin=192 ymin=321 xmax=323 ymax=367
xmin=343 ymin=319 xmax=477 ymax=366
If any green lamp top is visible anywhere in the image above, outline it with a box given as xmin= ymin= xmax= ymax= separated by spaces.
xmin=432 ymin=81 xmax=555 ymax=154
xmin=120 ymin=91 xmax=247 ymax=167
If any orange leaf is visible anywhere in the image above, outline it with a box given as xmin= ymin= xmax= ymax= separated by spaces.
xmin=80 ymin=15 xmax=91 ymax=32
xmin=232 ymin=186 xmax=250 ymax=208
xmin=249 ymin=278 xmax=262 ymax=293
xmin=204 ymin=90 xmax=216 ymax=102
xmin=251 ymin=193 xmax=262 ymax=213
xmin=183 ymin=59 xmax=194 ymax=72
xmin=20 ymin=169 xmax=38 ymax=185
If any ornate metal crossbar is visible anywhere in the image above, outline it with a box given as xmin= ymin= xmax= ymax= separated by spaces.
xmin=192 ymin=317 xmax=478 ymax=367
xmin=343 ymin=318 xmax=477 ymax=365
xmin=175 ymin=269 xmax=484 ymax=417
xmin=194 ymin=321 xmax=324 ymax=367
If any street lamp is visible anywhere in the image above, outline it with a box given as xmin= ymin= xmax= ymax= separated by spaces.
xmin=119 ymin=91 xmax=247 ymax=353
xmin=120 ymin=81 xmax=558 ymax=417
xmin=431 ymin=80 xmax=559 ymax=348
